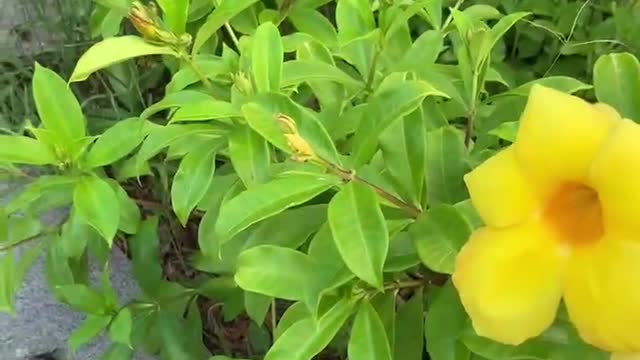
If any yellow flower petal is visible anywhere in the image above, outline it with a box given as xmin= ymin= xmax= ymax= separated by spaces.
xmin=452 ymin=222 xmax=564 ymax=345
xmin=464 ymin=147 xmax=540 ymax=227
xmin=564 ymin=238 xmax=640 ymax=353
xmin=590 ymin=119 xmax=640 ymax=237
xmin=612 ymin=353 xmax=640 ymax=360
xmin=514 ymin=85 xmax=617 ymax=186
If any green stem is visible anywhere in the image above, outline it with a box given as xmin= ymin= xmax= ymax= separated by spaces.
xmin=383 ymin=279 xmax=426 ymax=291
xmin=182 ymin=53 xmax=215 ymax=93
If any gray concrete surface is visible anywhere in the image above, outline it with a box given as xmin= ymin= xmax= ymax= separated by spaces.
xmin=0 ymin=180 xmax=154 ymax=360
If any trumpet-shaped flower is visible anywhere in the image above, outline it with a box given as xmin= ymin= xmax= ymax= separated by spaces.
xmin=452 ymin=84 xmax=640 ymax=354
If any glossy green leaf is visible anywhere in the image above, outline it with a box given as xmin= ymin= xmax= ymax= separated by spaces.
xmin=371 ymin=292 xmax=396 ymax=353
xmin=100 ymin=343 xmax=134 ymax=360
xmin=193 ymin=0 xmax=260 ymax=53
xmin=171 ymin=148 xmax=216 ymax=225
xmin=110 ymin=182 xmax=141 ymax=234
xmin=129 ymin=218 xmax=163 ymax=297
xmin=229 ymin=124 xmax=270 ymax=187
xmin=0 ymin=135 xmax=57 ymax=165
xmin=328 ymin=181 xmax=389 ymax=289
xmin=0 ymin=244 xmax=43 ymax=314
xmin=54 ymin=284 xmax=109 ymax=315
xmin=70 ymin=36 xmax=178 ymax=82
xmin=281 ymin=60 xmax=362 ymax=88
xmin=594 ymin=52 xmax=640 ymax=122
xmin=73 ymin=176 xmax=119 ymax=244
xmin=140 ymin=90 xmax=218 ymax=119
xmin=288 ymin=8 xmax=338 ymax=46
xmin=235 ymin=245 xmax=316 ymax=300
xmin=215 ymin=173 xmax=339 ymax=243
xmin=59 ymin=214 xmax=92 ymax=260
xmin=425 ymin=126 xmax=470 ymax=205
xmin=493 ymin=76 xmax=591 ymax=99
xmin=394 ymin=291 xmax=424 ymax=360
xmin=243 ymin=204 xmax=327 ymax=249
xmin=166 ymin=58 xmax=229 ymax=93
xmin=265 ymin=298 xmax=354 ymax=360
xmin=379 ymin=108 xmax=425 ymax=206
xmin=489 ymin=121 xmax=519 ymax=142
xmin=348 ymin=301 xmax=393 ymax=360
xmin=352 ymin=79 xmax=447 ymax=166
xmin=33 ymin=63 xmax=86 ymax=154
xmin=245 ymin=291 xmax=272 ymax=325
xmin=170 ymin=100 xmax=239 ymax=124
xmin=396 ymin=30 xmax=443 ymax=71
xmin=409 ymin=204 xmax=472 ymax=274
xmin=384 ymin=232 xmax=420 ymax=272
xmin=242 ymin=93 xmax=342 ymax=165
xmin=274 ymin=302 xmax=311 ymax=340
xmin=157 ymin=0 xmax=188 ymax=34
xmin=86 ymin=117 xmax=146 ymax=168
xmin=463 ymin=4 xmax=502 ymax=20
xmin=68 ymin=315 xmax=112 ymax=353
xmin=476 ymin=12 xmax=530 ymax=67
xmin=4 ymin=215 xmax=41 ymax=248
xmin=424 ymin=281 xmax=471 ymax=360
xmin=109 ymin=308 xmax=133 ymax=346
xmin=252 ymin=22 xmax=283 ymax=93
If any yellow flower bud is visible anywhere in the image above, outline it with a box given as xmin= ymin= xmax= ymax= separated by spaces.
xmin=276 ymin=114 xmax=317 ymax=162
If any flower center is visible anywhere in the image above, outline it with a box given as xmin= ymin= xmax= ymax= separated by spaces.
xmin=543 ymin=182 xmax=604 ymax=246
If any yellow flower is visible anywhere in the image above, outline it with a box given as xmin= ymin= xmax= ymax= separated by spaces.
xmin=452 ymin=84 xmax=640 ymax=354
xmin=276 ymin=114 xmax=317 ymax=162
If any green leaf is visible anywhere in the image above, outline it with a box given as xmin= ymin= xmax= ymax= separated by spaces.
xmin=379 ymin=108 xmax=425 ymax=206
xmin=265 ymin=297 xmax=355 ymax=360
xmin=493 ymin=76 xmax=591 ymax=99
xmin=59 ymin=214 xmax=92 ymax=260
xmin=288 ymin=8 xmax=338 ymax=46
xmin=463 ymin=4 xmax=502 ymax=20
xmin=86 ymin=117 xmax=146 ymax=168
xmin=394 ymin=291 xmax=423 ymax=360
xmin=73 ymin=176 xmax=120 ymax=244
xmin=243 ymin=204 xmax=327 ymax=249
xmin=54 ymin=284 xmax=109 ymax=315
xmin=171 ymin=148 xmax=216 ymax=225
xmin=166 ymin=58 xmax=229 ymax=93
xmin=215 ymin=173 xmax=339 ymax=243
xmin=489 ymin=121 xmax=518 ymax=142
xmin=0 ymin=135 xmax=57 ymax=165
xmin=170 ymin=98 xmax=240 ymax=123
xmin=252 ymin=22 xmax=283 ymax=93
xmin=110 ymin=182 xmax=141 ymax=234
xmin=229 ymin=124 xmax=271 ymax=187
xmin=349 ymin=301 xmax=393 ymax=360
xmin=371 ymin=292 xmax=396 ymax=353
xmin=281 ymin=60 xmax=362 ymax=88
xmin=109 ymin=308 xmax=133 ymax=347
xmin=157 ymin=0 xmax=188 ymax=34
xmin=352 ymin=79 xmax=447 ymax=166
xmin=424 ymin=281 xmax=471 ymax=360
xmin=33 ymin=63 xmax=86 ymax=154
xmin=128 ymin=218 xmax=163 ymax=297
xmin=328 ymin=181 xmax=388 ymax=289
xmin=594 ymin=52 xmax=640 ymax=122
xmin=476 ymin=12 xmax=529 ymax=67
xmin=384 ymin=232 xmax=420 ymax=272
xmin=100 ymin=343 xmax=134 ymax=360
xmin=242 ymin=94 xmax=342 ymax=165
xmin=4 ymin=215 xmax=41 ymax=248
xmin=6 ymin=176 xmax=76 ymax=214
xmin=193 ymin=0 xmax=260 ymax=53
xmin=396 ymin=30 xmax=443 ymax=71
xmin=141 ymin=90 xmax=220 ymax=119
xmin=136 ymin=124 xmax=226 ymax=166
xmin=409 ymin=204 xmax=472 ymax=274
xmin=0 ymin=244 xmax=44 ymax=314
xmin=274 ymin=302 xmax=310 ymax=340
xmin=70 ymin=36 xmax=178 ymax=82
xmin=235 ymin=245 xmax=316 ymax=300
xmin=425 ymin=126 xmax=470 ymax=205
xmin=68 ymin=315 xmax=112 ymax=353
xmin=245 ymin=291 xmax=272 ymax=325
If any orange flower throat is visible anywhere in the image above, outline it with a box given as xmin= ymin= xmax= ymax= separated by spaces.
xmin=543 ymin=182 xmax=604 ymax=246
